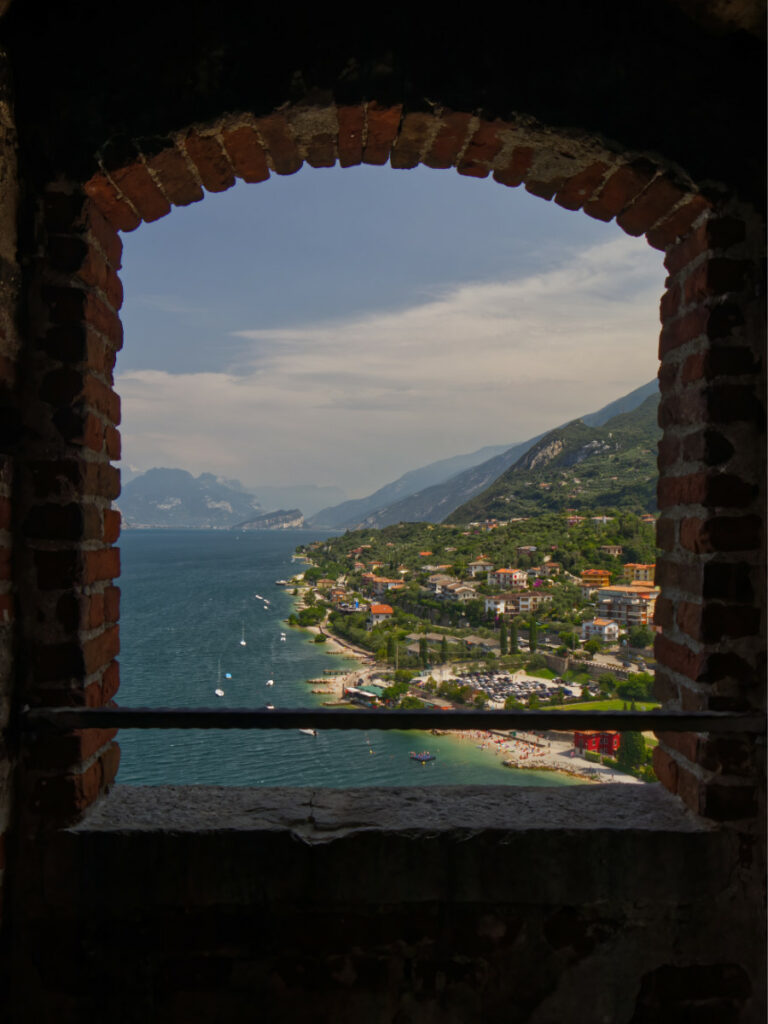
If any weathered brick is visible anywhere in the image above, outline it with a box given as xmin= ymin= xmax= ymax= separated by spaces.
xmin=656 ymin=434 xmax=681 ymax=470
xmin=682 ymin=346 xmax=759 ymax=384
xmin=220 ymin=126 xmax=271 ymax=182
xmin=646 ymin=195 xmax=710 ymax=250
xmin=658 ymin=390 xmax=706 ymax=429
xmin=492 ymin=147 xmax=534 ymax=188
xmin=554 ymin=162 xmax=610 ymax=211
xmin=101 ymin=660 xmax=120 ymax=702
xmin=663 ymin=222 xmax=709 ymax=276
xmin=24 ymin=727 xmax=118 ymax=773
xmin=525 ymin=176 xmax=568 ymax=201
xmin=83 ymin=375 xmax=120 ymax=424
xmin=104 ymin=584 xmax=120 ymax=623
xmin=655 ymin=515 xmax=676 ymax=551
xmin=616 ymin=175 xmax=684 ymax=236
xmin=32 ymin=641 xmax=85 ymax=681
xmin=701 ymin=783 xmax=758 ymax=821
xmin=35 ymin=550 xmax=78 ymax=590
xmin=683 ymin=258 xmax=751 ymax=305
xmin=336 ymin=106 xmax=364 ymax=167
xmin=653 ymin=596 xmax=675 ymax=629
xmin=183 ymin=132 xmax=236 ymax=192
xmin=103 ymin=508 xmax=121 ymax=544
xmin=582 ymin=159 xmax=656 ymax=222
xmin=83 ymin=625 xmax=120 ymax=674
xmin=680 ymin=515 xmax=762 ymax=553
xmin=105 ymin=424 xmax=121 ymax=460
xmin=699 ymin=735 xmax=757 ymax=775
xmin=85 ymin=592 xmax=104 ymax=630
xmin=457 ymin=121 xmax=504 ymax=178
xmin=144 ymin=145 xmax=204 ymax=206
xmin=657 ymin=729 xmax=699 ymax=764
xmin=305 ymin=132 xmax=336 ymax=168
xmin=83 ymin=547 xmax=120 ymax=584
xmin=83 ymin=461 xmax=120 ymax=500
xmin=654 ymin=633 xmax=703 ymax=680
xmin=652 ymin=745 xmax=679 ymax=794
xmin=83 ymin=174 xmax=141 ymax=232
xmin=390 ymin=111 xmax=434 ymax=169
xmin=423 ymin=112 xmax=472 ymax=170
xmin=364 ymin=103 xmax=402 ymax=165
xmin=657 ymin=472 xmax=757 ymax=510
xmin=659 ymin=283 xmax=681 ymax=322
xmin=652 ymin=668 xmax=679 ymax=704
xmin=702 ymin=561 xmax=754 ymax=602
xmin=26 ymin=759 xmax=103 ymax=820
xmin=680 ymin=429 xmax=735 ymax=467
xmin=255 ymin=115 xmax=302 ymax=175
xmin=23 ymin=503 xmax=86 ymax=541
xmin=675 ymin=599 xmax=702 ymax=639
xmin=658 ymin=306 xmax=709 ymax=357
xmin=109 ymin=162 xmax=171 ymax=223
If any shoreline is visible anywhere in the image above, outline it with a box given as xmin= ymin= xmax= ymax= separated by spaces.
xmin=286 ymin=574 xmax=643 ymax=787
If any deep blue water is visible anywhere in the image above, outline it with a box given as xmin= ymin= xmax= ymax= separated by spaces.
xmin=117 ymin=529 xmax=574 ymax=787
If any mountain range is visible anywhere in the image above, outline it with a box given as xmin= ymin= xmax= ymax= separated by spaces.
xmin=307 ymin=380 xmax=659 ymax=529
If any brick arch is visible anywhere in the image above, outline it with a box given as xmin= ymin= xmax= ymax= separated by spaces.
xmin=13 ymin=101 xmax=764 ymax=830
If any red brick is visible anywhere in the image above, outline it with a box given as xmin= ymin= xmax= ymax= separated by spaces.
xmin=683 ymin=258 xmax=751 ymax=305
xmin=653 ymin=596 xmax=675 ymax=629
xmin=616 ymin=175 xmax=685 ymax=236
xmin=83 ymin=375 xmax=120 ymax=424
xmin=656 ymin=434 xmax=681 ymax=470
xmin=699 ymin=602 xmax=761 ymax=641
xmin=658 ymin=472 xmax=757 ymax=509
xmin=336 ymin=106 xmax=364 ymax=167
xmin=423 ymin=112 xmax=472 ymax=170
xmin=104 ymin=584 xmax=120 ymax=623
xmin=83 ymin=547 xmax=120 ymax=584
xmin=85 ymin=592 xmax=105 ymax=630
xmin=680 ymin=429 xmax=735 ymax=467
xmin=658 ymin=390 xmax=706 ymax=429
xmin=525 ymin=176 xmax=568 ymax=201
xmin=390 ymin=112 xmax=433 ymax=169
xmin=100 ymin=741 xmax=121 ymax=790
xmin=554 ymin=162 xmax=610 ymax=211
xmin=25 ymin=727 xmax=118 ymax=772
xmin=183 ymin=132 xmax=236 ymax=193
xmin=83 ymin=625 xmax=120 ymax=674
xmin=105 ymin=424 xmax=121 ymax=460
xmin=492 ymin=147 xmax=534 ymax=188
xmin=702 ymin=561 xmax=754 ymax=602
xmin=682 ymin=345 xmax=758 ymax=383
xmin=83 ymin=461 xmax=120 ymax=500
xmin=655 ymin=515 xmax=676 ymax=551
xmin=657 ymin=730 xmax=700 ymax=764
xmin=109 ymin=162 xmax=171 ymax=223
xmin=85 ymin=202 xmax=123 ymax=269
xmin=27 ymin=759 xmax=105 ymax=820
xmin=646 ymin=195 xmax=711 ymax=250
xmin=305 ymin=131 xmax=336 ymax=169
xmin=83 ymin=174 xmax=141 ymax=232
xmin=652 ymin=668 xmax=679 ymax=704
xmin=675 ymin=599 xmax=702 ymax=638
xmin=255 ymin=115 xmax=302 ymax=175
xmin=101 ymin=660 xmax=120 ymax=702
xmin=145 ymin=145 xmax=204 ymax=206
xmin=582 ymin=160 xmax=656 ymax=222
xmin=457 ymin=120 xmax=504 ymax=177
xmin=676 ymin=763 xmax=704 ymax=815
xmin=103 ymin=508 xmax=121 ymax=544
xmin=364 ymin=103 xmax=402 ymax=165
xmin=658 ymin=282 xmax=681 ymax=322
xmin=652 ymin=745 xmax=679 ymax=794
xmin=654 ymin=633 xmax=703 ymax=680
xmin=699 ymin=735 xmax=757 ymax=775
xmin=680 ymin=514 xmax=761 ymax=554
xmin=664 ymin=222 xmax=709 ymax=276
xmin=220 ymin=126 xmax=270 ymax=183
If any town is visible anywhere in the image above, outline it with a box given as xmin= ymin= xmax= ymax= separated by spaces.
xmin=291 ymin=511 xmax=660 ymax=781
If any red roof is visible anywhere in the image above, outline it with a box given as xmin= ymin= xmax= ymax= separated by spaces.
xmin=369 ymin=604 xmax=393 ymax=615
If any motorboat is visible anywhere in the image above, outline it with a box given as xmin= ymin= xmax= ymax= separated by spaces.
xmin=266 ymin=703 xmax=275 ymax=711
xmin=266 ymin=679 xmax=274 ymax=687
xmin=299 ymin=728 xmax=317 ymax=737
xmin=240 ymin=623 xmax=247 ymax=647
xmin=409 ymin=751 xmax=436 ymax=763
xmin=214 ymin=688 xmax=225 ymax=697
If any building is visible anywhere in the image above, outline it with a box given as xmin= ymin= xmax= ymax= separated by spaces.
xmin=574 ymin=731 xmax=621 ymax=756
xmin=596 ymin=584 xmax=660 ymax=626
xmin=487 ymin=567 xmax=527 ymax=588
xmin=600 ymin=545 xmax=623 ymax=557
xmin=623 ymin=563 xmax=656 ymax=582
xmin=467 ymin=558 xmax=493 ymax=577
xmin=367 ymin=604 xmax=394 ymax=628
xmin=581 ymin=618 xmax=621 ymax=643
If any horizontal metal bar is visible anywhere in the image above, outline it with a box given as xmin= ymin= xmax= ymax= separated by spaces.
xmin=22 ymin=706 xmax=766 ymax=734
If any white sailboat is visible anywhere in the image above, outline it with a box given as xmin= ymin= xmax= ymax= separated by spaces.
xmin=299 ymin=728 xmax=317 ymax=737
xmin=240 ymin=622 xmax=247 ymax=647
xmin=214 ymin=657 xmax=225 ymax=697
xmin=266 ymin=679 xmax=274 ymax=687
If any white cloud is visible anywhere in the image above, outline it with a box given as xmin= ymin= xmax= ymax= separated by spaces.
xmin=118 ymin=235 xmax=664 ymax=497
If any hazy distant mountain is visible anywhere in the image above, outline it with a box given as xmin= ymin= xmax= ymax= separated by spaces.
xmin=233 ymin=509 xmax=305 ymax=530
xmin=306 ymin=443 xmax=512 ymax=529
xmin=447 ymin=393 xmax=660 ymax=523
xmin=118 ymin=469 xmax=263 ymax=528
xmin=313 ymin=381 xmax=658 ymax=529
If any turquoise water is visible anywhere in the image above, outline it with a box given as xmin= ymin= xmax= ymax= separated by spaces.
xmin=117 ymin=529 xmax=575 ymax=787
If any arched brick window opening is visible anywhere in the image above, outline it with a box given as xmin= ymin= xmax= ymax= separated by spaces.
xmin=5 ymin=103 xmax=762 ymax=838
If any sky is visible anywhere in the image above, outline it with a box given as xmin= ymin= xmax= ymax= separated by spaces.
xmin=118 ymin=163 xmax=665 ymax=499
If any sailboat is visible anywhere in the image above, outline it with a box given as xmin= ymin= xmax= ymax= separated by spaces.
xmin=240 ymin=622 xmax=247 ymax=647
xmin=214 ymin=658 xmax=225 ymax=697
xmin=266 ymin=679 xmax=274 ymax=687
xmin=299 ymin=728 xmax=317 ymax=737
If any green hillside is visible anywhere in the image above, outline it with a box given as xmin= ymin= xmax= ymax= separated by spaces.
xmin=448 ymin=394 xmax=660 ymax=523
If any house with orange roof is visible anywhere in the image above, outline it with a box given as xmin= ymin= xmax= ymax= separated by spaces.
xmin=623 ymin=563 xmax=655 ymax=582
xmin=597 ymin=583 xmax=660 ymax=626
xmin=581 ymin=617 xmax=620 ymax=642
xmin=367 ymin=604 xmax=394 ymax=628
xmin=488 ymin=567 xmax=528 ymax=588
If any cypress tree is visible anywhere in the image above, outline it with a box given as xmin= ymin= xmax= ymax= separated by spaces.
xmin=529 ymin=618 xmax=538 ymax=653
xmin=510 ymin=621 xmax=518 ymax=654
xmin=499 ymin=622 xmax=508 ymax=656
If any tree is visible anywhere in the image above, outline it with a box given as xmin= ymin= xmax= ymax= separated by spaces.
xmin=510 ymin=620 xmax=519 ymax=654
xmin=499 ymin=622 xmax=508 ymax=656
xmin=558 ymin=630 xmax=578 ymax=650
xmin=399 ymin=695 xmax=425 ymax=709
xmin=419 ymin=636 xmax=429 ymax=669
xmin=504 ymin=695 xmax=525 ymax=710
xmin=440 ymin=635 xmax=448 ymax=663
xmin=617 ymin=731 xmax=646 ymax=771
xmin=584 ymin=637 xmax=602 ymax=655
xmin=386 ymin=634 xmax=396 ymax=663
xmin=529 ymin=618 xmax=538 ymax=653
xmin=580 ymin=685 xmax=591 ymax=701
xmin=474 ymin=692 xmax=489 ymax=708
xmin=598 ymin=672 xmax=617 ymax=696
xmin=527 ymin=692 xmax=541 ymax=709
xmin=628 ymin=624 xmax=654 ymax=649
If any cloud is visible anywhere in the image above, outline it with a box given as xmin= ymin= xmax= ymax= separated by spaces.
xmin=118 ymin=235 xmax=665 ymax=496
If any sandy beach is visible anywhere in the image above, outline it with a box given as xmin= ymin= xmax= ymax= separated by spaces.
xmin=287 ymin=592 xmax=643 ymax=785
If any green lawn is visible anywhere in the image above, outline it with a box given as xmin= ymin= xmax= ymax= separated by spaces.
xmin=527 ymin=667 xmax=557 ymax=679
xmin=548 ymin=699 xmax=661 ymax=712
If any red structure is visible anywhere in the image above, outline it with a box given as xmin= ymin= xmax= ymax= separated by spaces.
xmin=574 ymin=731 xmax=621 ymax=756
